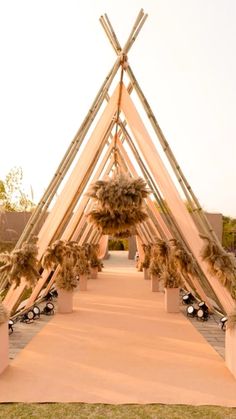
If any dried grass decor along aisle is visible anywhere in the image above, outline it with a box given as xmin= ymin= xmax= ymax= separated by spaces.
xmin=42 ymin=240 xmax=87 ymax=291
xmin=200 ymin=234 xmax=236 ymax=299
xmin=169 ymin=239 xmax=196 ymax=276
xmin=0 ymin=236 xmax=40 ymax=289
xmin=84 ymin=243 xmax=101 ymax=269
xmin=149 ymin=238 xmax=183 ymax=288
xmin=227 ymin=308 xmax=236 ymax=330
xmin=142 ymin=243 xmax=152 ymax=269
xmin=0 ymin=300 xmax=8 ymax=324
xmin=86 ymin=173 xmax=150 ymax=234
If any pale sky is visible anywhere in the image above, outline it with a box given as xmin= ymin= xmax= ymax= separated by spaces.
xmin=0 ymin=0 xmax=235 ymax=217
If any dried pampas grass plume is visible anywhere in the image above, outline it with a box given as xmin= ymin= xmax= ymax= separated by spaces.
xmin=0 ymin=239 xmax=40 ymax=289
xmin=86 ymin=174 xmax=150 ymax=235
xmin=227 ymin=309 xmax=236 ymax=330
xmin=200 ymin=235 xmax=236 ymax=299
xmin=152 ymin=239 xmax=171 ymax=268
xmin=161 ymin=266 xmax=183 ymax=289
xmin=42 ymin=240 xmax=66 ymax=270
xmin=87 ymin=206 xmax=147 ymax=235
xmin=170 ymin=239 xmax=196 ymax=276
xmin=142 ymin=243 xmax=152 ymax=269
xmin=87 ymin=174 xmax=150 ymax=212
xmin=0 ymin=300 xmax=9 ymax=324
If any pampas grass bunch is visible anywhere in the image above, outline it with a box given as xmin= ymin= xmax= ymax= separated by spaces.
xmin=142 ymin=244 xmax=152 ymax=269
xmin=42 ymin=240 xmax=88 ymax=291
xmin=74 ymin=247 xmax=90 ymax=276
xmin=149 ymin=258 xmax=162 ymax=277
xmin=200 ymin=235 xmax=236 ymax=298
xmin=227 ymin=309 xmax=236 ymax=330
xmin=113 ymin=230 xmax=133 ymax=239
xmin=56 ymin=261 xmax=78 ymax=291
xmin=151 ymin=239 xmax=171 ymax=268
xmin=87 ymin=174 xmax=149 ymax=211
xmin=89 ymin=244 xmax=101 ymax=268
xmin=0 ymin=300 xmax=8 ymax=324
xmin=0 ymin=239 xmax=40 ymax=289
xmin=161 ymin=265 xmax=183 ymax=288
xmin=86 ymin=174 xmax=149 ymax=235
xmin=87 ymin=207 xmax=147 ymax=235
xmin=170 ymin=239 xmax=196 ymax=276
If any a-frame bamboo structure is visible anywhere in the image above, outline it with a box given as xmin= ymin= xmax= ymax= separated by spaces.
xmin=2 ymin=9 xmax=236 ymax=322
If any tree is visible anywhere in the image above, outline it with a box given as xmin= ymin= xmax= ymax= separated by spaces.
xmin=0 ymin=167 xmax=35 ymax=212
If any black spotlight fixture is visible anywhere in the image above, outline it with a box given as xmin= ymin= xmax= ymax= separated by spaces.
xmin=198 ymin=301 xmax=208 ymax=312
xmin=45 ymin=289 xmax=58 ymax=301
xmin=42 ymin=302 xmax=54 ymax=315
xmin=32 ymin=306 xmax=41 ymax=319
xmin=182 ymin=292 xmax=195 ymax=305
xmin=196 ymin=301 xmax=209 ymax=321
xmin=220 ymin=316 xmax=228 ymax=330
xmin=21 ymin=309 xmax=35 ymax=323
xmin=8 ymin=319 xmax=14 ymax=334
xmin=45 ymin=291 xmax=54 ymax=301
xmin=51 ymin=289 xmax=58 ymax=298
xmin=186 ymin=305 xmax=197 ymax=318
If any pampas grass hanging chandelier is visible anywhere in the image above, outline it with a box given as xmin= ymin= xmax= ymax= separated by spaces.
xmin=86 ymin=173 xmax=150 ymax=235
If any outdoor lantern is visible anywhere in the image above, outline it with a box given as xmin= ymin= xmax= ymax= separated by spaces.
xmin=42 ymin=302 xmax=54 ymax=315
xmin=220 ymin=316 xmax=228 ymax=330
xmin=186 ymin=305 xmax=197 ymax=318
xmin=32 ymin=306 xmax=41 ymax=319
xmin=8 ymin=319 xmax=14 ymax=334
xmin=182 ymin=292 xmax=195 ymax=305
